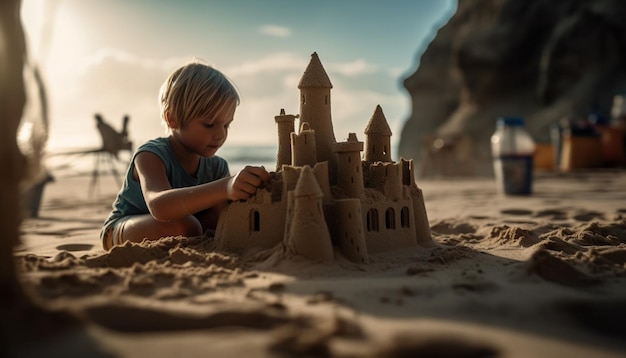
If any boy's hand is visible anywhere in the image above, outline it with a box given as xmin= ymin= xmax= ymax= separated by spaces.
xmin=226 ymin=166 xmax=271 ymax=200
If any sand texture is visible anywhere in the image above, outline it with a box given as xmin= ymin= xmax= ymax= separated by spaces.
xmin=12 ymin=171 xmax=626 ymax=357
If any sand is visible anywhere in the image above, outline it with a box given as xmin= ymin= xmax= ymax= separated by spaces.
xmin=11 ymin=170 xmax=626 ymax=357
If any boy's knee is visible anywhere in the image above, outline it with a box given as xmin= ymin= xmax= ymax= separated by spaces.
xmin=175 ymin=215 xmax=203 ymax=237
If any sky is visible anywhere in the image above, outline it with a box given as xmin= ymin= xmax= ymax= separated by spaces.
xmin=20 ymin=0 xmax=456 ymax=156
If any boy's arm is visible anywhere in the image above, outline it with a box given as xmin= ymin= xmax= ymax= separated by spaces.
xmin=135 ymin=152 xmax=269 ymax=222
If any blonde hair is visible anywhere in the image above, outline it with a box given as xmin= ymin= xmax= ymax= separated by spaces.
xmin=159 ymin=59 xmax=240 ymax=132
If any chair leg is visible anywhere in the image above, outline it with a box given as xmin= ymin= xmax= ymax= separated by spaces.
xmin=88 ymin=152 xmax=101 ymax=197
xmin=108 ymin=153 xmax=122 ymax=188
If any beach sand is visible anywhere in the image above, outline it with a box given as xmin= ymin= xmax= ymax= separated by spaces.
xmin=12 ymin=170 xmax=626 ymax=357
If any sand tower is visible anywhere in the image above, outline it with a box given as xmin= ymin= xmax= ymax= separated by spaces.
xmin=333 ymin=133 xmax=364 ymax=198
xmin=285 ymin=165 xmax=334 ymax=261
xmin=364 ymin=105 xmax=392 ymax=164
xmin=298 ymin=52 xmax=337 ymax=180
xmin=274 ymin=109 xmax=297 ymax=171
xmin=291 ymin=122 xmax=317 ymax=167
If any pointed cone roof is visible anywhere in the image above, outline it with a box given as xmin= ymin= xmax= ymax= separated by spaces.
xmin=295 ymin=165 xmax=323 ymax=198
xmin=298 ymin=52 xmax=333 ymax=89
xmin=364 ymin=105 xmax=392 ymax=135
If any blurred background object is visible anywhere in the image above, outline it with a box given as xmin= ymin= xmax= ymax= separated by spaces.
xmin=400 ymin=0 xmax=626 ymax=176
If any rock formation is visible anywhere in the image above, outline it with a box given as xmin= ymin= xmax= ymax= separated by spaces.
xmin=399 ymin=0 xmax=626 ymax=176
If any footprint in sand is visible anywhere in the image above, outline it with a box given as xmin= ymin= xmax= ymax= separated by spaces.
xmin=430 ymin=220 xmax=477 ymax=235
xmin=534 ymin=208 xmax=568 ymax=221
xmin=56 ymin=244 xmax=94 ymax=252
xmin=501 ymin=208 xmax=533 ymax=216
xmin=500 ymin=210 xmax=538 ymax=225
xmin=572 ymin=210 xmax=605 ymax=222
xmin=452 ymin=280 xmax=499 ymax=293
xmin=468 ymin=215 xmax=490 ymax=220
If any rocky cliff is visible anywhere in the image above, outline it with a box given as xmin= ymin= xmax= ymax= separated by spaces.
xmin=399 ymin=0 xmax=626 ymax=176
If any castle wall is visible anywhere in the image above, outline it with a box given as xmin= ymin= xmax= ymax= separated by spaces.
xmin=361 ymin=198 xmax=417 ymax=253
xmin=400 ymin=158 xmax=434 ymax=247
xmin=369 ymin=162 xmax=403 ymax=201
xmin=282 ymin=166 xmax=300 ymax=197
xmin=409 ymin=185 xmax=433 ymax=247
xmin=283 ymin=190 xmax=295 ymax=245
xmin=216 ymin=194 xmax=286 ymax=253
xmin=400 ymin=158 xmax=413 ymax=186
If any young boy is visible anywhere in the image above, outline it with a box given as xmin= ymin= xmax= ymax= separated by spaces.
xmin=100 ymin=60 xmax=270 ymax=250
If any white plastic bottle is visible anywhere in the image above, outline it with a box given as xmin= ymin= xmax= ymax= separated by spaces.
xmin=491 ymin=117 xmax=535 ymax=195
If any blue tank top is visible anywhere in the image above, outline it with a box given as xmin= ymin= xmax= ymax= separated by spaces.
xmin=101 ymin=137 xmax=230 ymax=232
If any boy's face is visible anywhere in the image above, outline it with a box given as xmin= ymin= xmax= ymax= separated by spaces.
xmin=172 ymin=99 xmax=236 ymax=158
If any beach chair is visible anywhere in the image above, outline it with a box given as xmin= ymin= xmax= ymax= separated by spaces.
xmin=90 ymin=114 xmax=133 ymax=195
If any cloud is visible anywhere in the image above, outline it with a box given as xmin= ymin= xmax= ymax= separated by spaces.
xmin=329 ymin=59 xmax=378 ymax=77
xmin=224 ymin=52 xmax=307 ymax=77
xmin=259 ymin=24 xmax=292 ymax=38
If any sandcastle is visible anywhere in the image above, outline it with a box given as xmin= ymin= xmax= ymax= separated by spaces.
xmin=215 ymin=52 xmax=432 ymax=263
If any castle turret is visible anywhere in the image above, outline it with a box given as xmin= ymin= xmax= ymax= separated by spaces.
xmin=335 ymin=199 xmax=369 ymax=264
xmin=285 ymin=165 xmax=334 ymax=262
xmin=298 ymin=52 xmax=337 ymax=180
xmin=275 ymin=108 xmax=297 ymax=171
xmin=291 ymin=122 xmax=317 ymax=167
xmin=333 ymin=133 xmax=364 ymax=198
xmin=364 ymin=105 xmax=392 ymax=164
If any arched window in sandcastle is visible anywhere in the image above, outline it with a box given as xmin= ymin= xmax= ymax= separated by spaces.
xmin=401 ymin=207 xmax=410 ymax=228
xmin=385 ymin=208 xmax=396 ymax=229
xmin=302 ymin=94 xmax=306 ymax=104
xmin=325 ymin=95 xmax=328 ymax=105
xmin=367 ymin=208 xmax=379 ymax=232
xmin=250 ymin=210 xmax=260 ymax=232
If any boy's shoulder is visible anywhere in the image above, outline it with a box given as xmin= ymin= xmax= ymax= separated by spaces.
xmin=135 ymin=137 xmax=171 ymax=156
xmin=134 ymin=137 xmax=172 ymax=162
xmin=138 ymin=137 xmax=169 ymax=151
